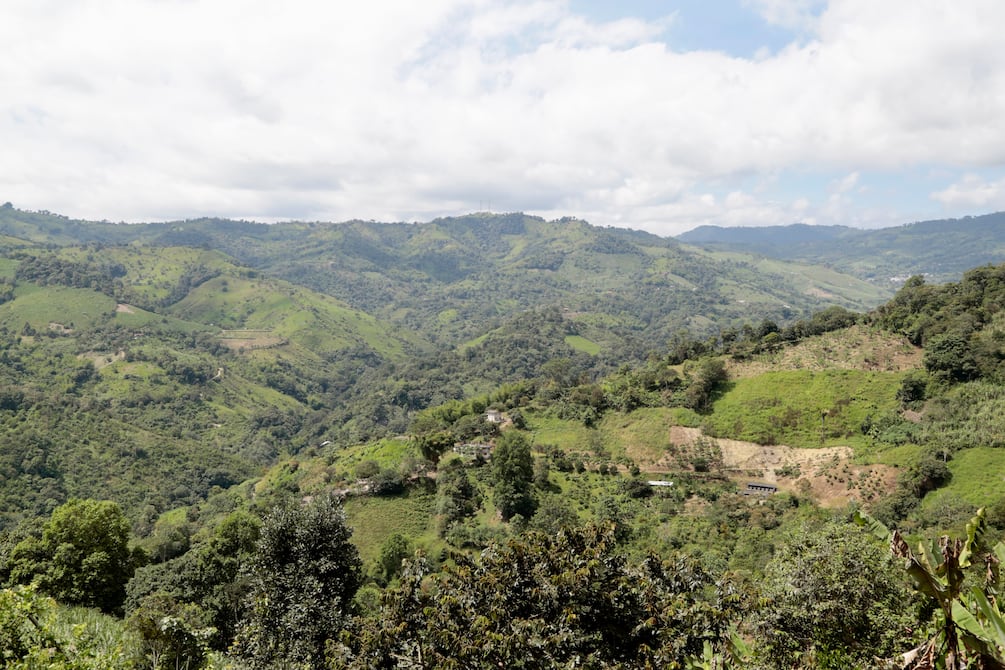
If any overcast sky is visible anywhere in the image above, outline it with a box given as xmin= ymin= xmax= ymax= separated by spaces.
xmin=3 ymin=0 xmax=1004 ymax=235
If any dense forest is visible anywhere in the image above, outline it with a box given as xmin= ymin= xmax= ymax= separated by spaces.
xmin=3 ymin=207 xmax=1005 ymax=667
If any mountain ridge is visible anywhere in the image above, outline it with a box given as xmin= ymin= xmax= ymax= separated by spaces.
xmin=677 ymin=211 xmax=1005 ymax=283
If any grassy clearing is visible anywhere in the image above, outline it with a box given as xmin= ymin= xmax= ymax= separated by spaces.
xmin=0 ymin=257 xmax=17 ymax=279
xmin=169 ymin=274 xmax=415 ymax=360
xmin=925 ymin=448 xmax=1005 ymax=508
xmin=865 ymin=442 xmax=925 ymax=468
xmin=599 ymin=408 xmax=679 ymax=464
xmin=525 ymin=415 xmax=597 ymax=455
xmin=751 ymin=257 xmax=892 ymax=305
xmin=0 ymin=284 xmax=117 ymax=330
xmin=67 ymin=245 xmax=238 ymax=307
xmin=437 ymin=308 xmax=459 ymax=324
xmin=336 ymin=437 xmax=418 ymax=472
xmin=690 ymin=247 xmax=893 ymax=310
xmin=112 ymin=304 xmax=211 ymax=333
xmin=344 ymin=488 xmax=438 ymax=565
xmin=703 ymin=369 xmax=903 ymax=450
xmin=565 ymin=334 xmax=601 ymax=355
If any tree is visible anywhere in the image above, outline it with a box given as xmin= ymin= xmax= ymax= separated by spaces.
xmin=412 ymin=430 xmax=455 ymax=465
xmin=435 ymin=459 xmax=482 ymax=535
xmin=684 ymin=357 xmax=728 ymax=412
xmin=235 ymin=493 xmax=362 ymax=669
xmin=924 ymin=330 xmax=981 ymax=383
xmin=491 ymin=431 xmax=536 ymax=521
xmin=125 ymin=510 xmax=261 ymax=650
xmin=377 ymin=533 xmax=411 ymax=584
xmin=7 ymin=498 xmax=138 ymax=613
xmin=343 ymin=524 xmax=746 ymax=669
xmin=755 ymin=519 xmax=918 ymax=668
xmin=127 ymin=593 xmax=215 ymax=670
xmin=530 ymin=496 xmax=579 ymax=534
xmin=897 ymin=370 xmax=930 ymax=404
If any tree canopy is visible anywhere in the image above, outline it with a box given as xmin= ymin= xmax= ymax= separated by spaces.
xmin=6 ymin=498 xmax=138 ymax=613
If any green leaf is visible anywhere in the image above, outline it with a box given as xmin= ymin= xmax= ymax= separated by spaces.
xmin=954 ymin=600 xmax=999 ymax=660
xmin=993 ymin=542 xmax=1005 ymax=569
xmin=905 ymin=557 xmax=949 ymax=602
xmin=919 ymin=539 xmax=942 ymax=576
xmin=961 ymin=508 xmax=987 ymax=569
xmin=852 ymin=509 xmax=891 ymax=542
xmin=971 ymin=587 xmax=1005 ymax=651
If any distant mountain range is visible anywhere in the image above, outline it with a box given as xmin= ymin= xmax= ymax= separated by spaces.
xmin=676 ymin=211 xmax=1005 ymax=284
xmin=0 ymin=206 xmax=891 ymax=346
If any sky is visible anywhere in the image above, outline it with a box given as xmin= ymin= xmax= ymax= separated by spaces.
xmin=2 ymin=0 xmax=1005 ymax=236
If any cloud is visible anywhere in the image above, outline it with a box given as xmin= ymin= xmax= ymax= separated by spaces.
xmin=830 ymin=172 xmax=859 ymax=195
xmin=1 ymin=0 xmax=1005 ymax=234
xmin=743 ymin=0 xmax=826 ymax=32
xmin=932 ymin=174 xmax=1005 ymax=210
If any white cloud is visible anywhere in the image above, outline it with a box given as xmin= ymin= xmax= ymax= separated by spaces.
xmin=743 ymin=0 xmax=826 ymax=32
xmin=932 ymin=174 xmax=1005 ymax=210
xmin=1 ymin=0 xmax=1005 ymax=234
xmin=830 ymin=172 xmax=859 ymax=194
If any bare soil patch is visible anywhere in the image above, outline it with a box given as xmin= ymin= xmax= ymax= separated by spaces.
xmin=661 ymin=425 xmax=897 ymax=508
xmin=804 ymin=287 xmax=837 ymax=299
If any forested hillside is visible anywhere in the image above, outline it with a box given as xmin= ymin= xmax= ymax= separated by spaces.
xmin=678 ymin=211 xmax=1005 ymax=284
xmin=0 ymin=206 xmax=890 ymax=345
xmin=5 ymin=204 xmax=1005 ymax=667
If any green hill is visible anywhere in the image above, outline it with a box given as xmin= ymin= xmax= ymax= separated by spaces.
xmin=0 ymin=207 xmax=893 ymax=349
xmin=678 ymin=211 xmax=1005 ymax=284
xmin=0 ymin=245 xmax=425 ymax=529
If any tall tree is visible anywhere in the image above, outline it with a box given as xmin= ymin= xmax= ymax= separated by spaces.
xmin=491 ymin=431 xmax=536 ymax=521
xmin=6 ymin=498 xmax=138 ymax=613
xmin=435 ymin=459 xmax=482 ymax=535
xmin=235 ymin=493 xmax=362 ymax=669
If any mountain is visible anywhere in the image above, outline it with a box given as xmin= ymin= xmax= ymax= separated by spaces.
xmin=0 ymin=207 xmax=891 ymax=345
xmin=678 ymin=222 xmax=856 ymax=248
xmin=677 ymin=211 xmax=1005 ymax=284
xmin=0 ymin=242 xmax=435 ymax=528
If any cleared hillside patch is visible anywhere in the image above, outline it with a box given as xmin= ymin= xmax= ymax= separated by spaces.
xmin=0 ymin=284 xmax=116 ymax=330
xmin=525 ymin=415 xmax=599 ymax=457
xmin=727 ymin=325 xmax=922 ymax=378
xmin=599 ymin=407 xmax=679 ymax=465
xmin=344 ymin=489 xmax=438 ymax=565
xmin=564 ymin=334 xmax=601 ymax=355
xmin=703 ymin=369 xmax=903 ymax=449
xmin=924 ymin=448 xmax=1005 ymax=509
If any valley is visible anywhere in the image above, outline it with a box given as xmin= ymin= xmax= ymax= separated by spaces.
xmin=1 ymin=207 xmax=1005 ymax=668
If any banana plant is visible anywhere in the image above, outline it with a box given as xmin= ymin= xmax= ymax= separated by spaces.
xmin=855 ymin=507 xmax=1005 ymax=669
xmin=685 ymin=630 xmax=751 ymax=670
